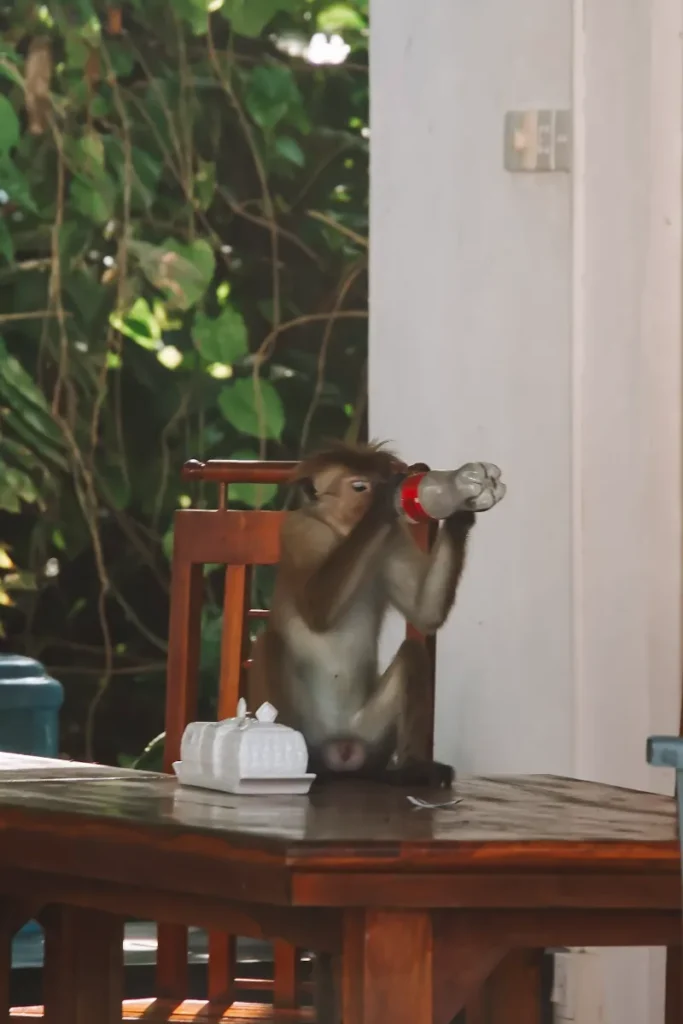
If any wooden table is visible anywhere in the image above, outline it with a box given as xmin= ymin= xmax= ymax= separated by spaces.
xmin=0 ymin=755 xmax=679 ymax=1024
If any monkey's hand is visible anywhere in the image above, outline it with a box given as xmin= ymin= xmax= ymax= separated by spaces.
xmin=382 ymin=759 xmax=455 ymax=789
xmin=451 ymin=462 xmax=506 ymax=514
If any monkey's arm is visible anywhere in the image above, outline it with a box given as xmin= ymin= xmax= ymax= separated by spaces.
xmin=382 ymin=513 xmax=475 ymax=634
xmin=282 ymin=498 xmax=394 ymax=633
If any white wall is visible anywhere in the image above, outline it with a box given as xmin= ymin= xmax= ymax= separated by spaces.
xmin=369 ymin=0 xmax=683 ymax=1021
xmin=370 ymin=0 xmax=575 ymax=774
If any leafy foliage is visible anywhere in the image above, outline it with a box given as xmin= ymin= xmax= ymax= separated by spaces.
xmin=0 ymin=0 xmax=368 ymax=763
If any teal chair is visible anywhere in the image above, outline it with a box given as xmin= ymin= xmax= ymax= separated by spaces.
xmin=647 ymin=733 xmax=683 ymax=1017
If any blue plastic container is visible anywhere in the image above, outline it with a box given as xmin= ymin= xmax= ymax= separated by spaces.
xmin=0 ymin=653 xmax=63 ymax=757
xmin=0 ymin=654 xmax=64 ymax=942
xmin=647 ymin=735 xmax=683 ymax=884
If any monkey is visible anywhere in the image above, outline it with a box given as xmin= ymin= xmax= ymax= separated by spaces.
xmin=247 ymin=441 xmax=505 ymax=1024
xmin=248 ymin=440 xmax=505 ymax=789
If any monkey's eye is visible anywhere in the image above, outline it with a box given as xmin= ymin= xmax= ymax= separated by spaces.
xmin=351 ymin=480 xmax=369 ymax=493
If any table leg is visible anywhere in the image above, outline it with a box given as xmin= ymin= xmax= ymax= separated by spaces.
xmin=341 ymin=910 xmax=434 ymax=1024
xmin=42 ymin=904 xmax=123 ymax=1024
xmin=487 ymin=949 xmax=543 ymax=1024
xmin=665 ymin=945 xmax=683 ymax=1024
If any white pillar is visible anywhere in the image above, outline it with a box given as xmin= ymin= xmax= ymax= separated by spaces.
xmin=369 ymin=0 xmax=683 ymax=1020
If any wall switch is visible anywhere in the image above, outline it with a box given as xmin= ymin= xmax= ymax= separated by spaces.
xmin=504 ymin=109 xmax=572 ymax=172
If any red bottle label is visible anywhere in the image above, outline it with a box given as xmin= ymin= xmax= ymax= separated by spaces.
xmin=398 ymin=473 xmax=431 ymax=523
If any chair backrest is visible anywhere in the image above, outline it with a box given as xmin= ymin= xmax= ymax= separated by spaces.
xmin=163 ymin=457 xmax=437 ymax=772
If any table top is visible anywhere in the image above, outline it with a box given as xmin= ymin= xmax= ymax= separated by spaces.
xmin=0 ymin=754 xmax=677 ymax=871
xmin=0 ymin=751 xmax=160 ymax=780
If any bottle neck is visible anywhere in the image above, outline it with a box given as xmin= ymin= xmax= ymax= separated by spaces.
xmin=396 ymin=473 xmax=431 ymax=524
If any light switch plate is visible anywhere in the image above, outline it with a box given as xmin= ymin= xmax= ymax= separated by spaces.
xmin=504 ymin=109 xmax=571 ymax=172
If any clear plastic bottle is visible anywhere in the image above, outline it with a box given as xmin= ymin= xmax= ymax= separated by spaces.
xmin=395 ymin=464 xmax=505 ymax=523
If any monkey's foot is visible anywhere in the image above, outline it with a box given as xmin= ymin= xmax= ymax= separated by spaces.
xmin=381 ymin=759 xmax=455 ymax=789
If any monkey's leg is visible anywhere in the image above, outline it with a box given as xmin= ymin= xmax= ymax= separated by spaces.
xmin=354 ymin=639 xmax=454 ymax=788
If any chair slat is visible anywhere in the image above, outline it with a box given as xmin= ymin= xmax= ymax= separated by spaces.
xmin=219 ymin=565 xmax=252 ymax=719
xmin=164 ymin=557 xmax=204 ymax=771
xmin=173 ymin=511 xmax=283 ymax=567
xmin=208 ymin=932 xmax=238 ymax=1004
xmin=273 ymin=941 xmax=298 ymax=1010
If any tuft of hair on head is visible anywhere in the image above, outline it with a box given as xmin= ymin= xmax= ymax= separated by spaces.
xmin=290 ymin=439 xmax=406 ymax=485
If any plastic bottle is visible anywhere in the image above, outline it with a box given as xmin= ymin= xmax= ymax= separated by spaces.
xmin=395 ymin=464 xmax=505 ymax=523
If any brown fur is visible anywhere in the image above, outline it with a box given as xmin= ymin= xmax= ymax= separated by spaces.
xmin=290 ymin=438 xmax=407 ymax=486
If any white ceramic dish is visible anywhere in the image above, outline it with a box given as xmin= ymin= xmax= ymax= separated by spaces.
xmin=173 ymin=699 xmax=316 ymax=796
xmin=172 ymin=760 xmax=316 ymax=796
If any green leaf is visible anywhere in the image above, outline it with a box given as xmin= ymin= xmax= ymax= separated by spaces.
xmin=218 ymin=376 xmax=285 ymax=441
xmin=0 ymin=437 xmax=39 ymax=473
xmin=274 ymin=135 xmax=305 ymax=167
xmin=0 ymin=480 xmax=20 ymax=514
xmin=98 ymin=463 xmax=131 ymax=511
xmin=228 ymin=449 xmax=278 ymax=508
xmin=162 ymin=527 xmax=174 ymax=562
xmin=0 ymin=96 xmax=20 ymax=155
xmin=107 ymin=42 xmax=136 ymax=79
xmin=64 ymin=31 xmax=90 ymax=70
xmin=168 ymin=0 xmax=219 ymax=35
xmin=317 ymin=3 xmax=366 ymax=32
xmin=57 ymin=221 xmax=92 ymax=265
xmin=64 ymin=268 xmax=107 ymax=330
xmin=0 ymin=337 xmax=60 ymax=428
xmin=0 ymin=57 xmax=23 ymax=88
xmin=79 ymin=130 xmax=105 ymax=169
xmin=0 ymin=460 xmax=40 ymax=511
xmin=70 ymin=176 xmax=116 ymax=225
xmin=109 ymin=297 xmax=162 ymax=350
xmin=193 ymin=306 xmax=248 ymax=364
xmin=245 ymin=66 xmax=302 ymax=131
xmin=221 ymin=0 xmax=298 ymax=38
xmin=194 ymin=158 xmax=216 ymax=211
xmin=0 ymin=218 xmax=13 ymax=265
xmin=129 ymin=238 xmax=216 ymax=311
xmin=105 ymin=140 xmax=162 ymax=212
xmin=1 ymin=409 xmax=68 ymax=471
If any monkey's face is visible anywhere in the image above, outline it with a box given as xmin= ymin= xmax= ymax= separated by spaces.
xmin=310 ymin=466 xmax=377 ymax=533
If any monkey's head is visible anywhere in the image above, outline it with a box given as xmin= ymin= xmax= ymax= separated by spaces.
xmin=291 ymin=440 xmax=427 ymax=534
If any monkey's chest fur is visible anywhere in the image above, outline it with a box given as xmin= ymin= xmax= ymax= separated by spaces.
xmin=277 ymin=593 xmax=385 ymax=746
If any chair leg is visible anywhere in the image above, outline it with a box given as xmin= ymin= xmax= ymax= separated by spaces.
xmin=273 ymin=941 xmax=298 ymax=1009
xmin=208 ymin=930 xmax=236 ymax=1005
xmin=665 ymin=946 xmax=682 ymax=1024
xmin=487 ymin=949 xmax=543 ymax=1024
xmin=42 ymin=904 xmax=124 ymax=1024
xmin=156 ymin=922 xmax=188 ymax=999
